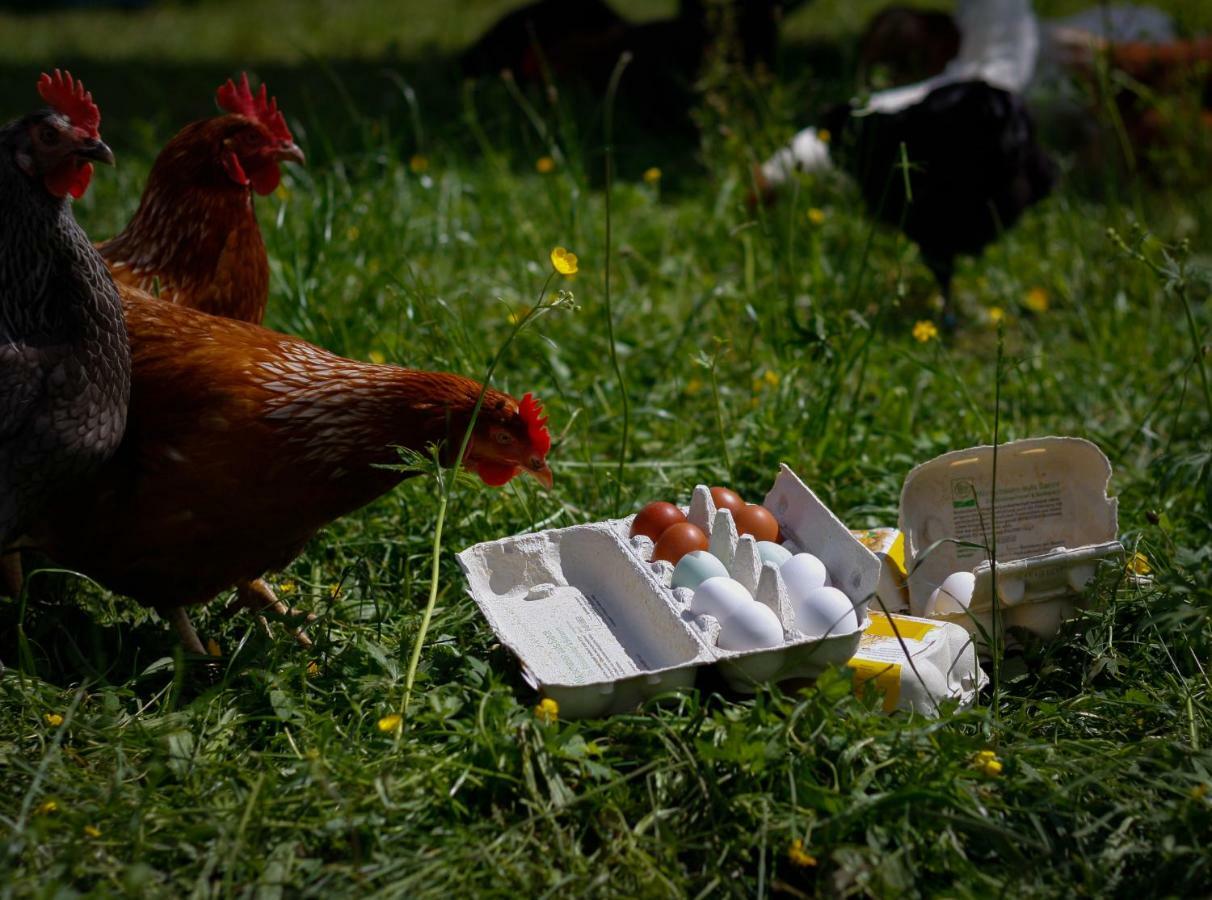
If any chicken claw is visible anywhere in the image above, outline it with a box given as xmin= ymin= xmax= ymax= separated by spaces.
xmin=221 ymin=578 xmax=316 ymax=648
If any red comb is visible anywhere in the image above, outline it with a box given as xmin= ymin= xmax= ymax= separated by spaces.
xmin=37 ymin=70 xmax=100 ymax=139
xmin=518 ymin=393 xmax=551 ymax=455
xmin=216 ymin=72 xmax=292 ymax=143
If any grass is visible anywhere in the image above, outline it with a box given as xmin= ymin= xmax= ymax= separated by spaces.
xmin=2 ymin=2 xmax=1212 ymax=896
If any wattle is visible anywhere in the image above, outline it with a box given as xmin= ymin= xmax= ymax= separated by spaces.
xmin=476 ymin=461 xmax=518 ymax=487
xmin=249 ymin=162 xmax=282 ymax=196
xmin=44 ymin=161 xmax=94 ymax=199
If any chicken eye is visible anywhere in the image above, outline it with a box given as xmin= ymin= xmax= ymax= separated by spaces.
xmin=493 ymin=431 xmax=515 ymax=446
xmin=39 ymin=126 xmax=59 ymax=146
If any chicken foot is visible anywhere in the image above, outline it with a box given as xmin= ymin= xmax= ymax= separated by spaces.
xmin=158 ymin=605 xmax=208 ymax=656
xmin=220 ymin=578 xmax=315 ymax=648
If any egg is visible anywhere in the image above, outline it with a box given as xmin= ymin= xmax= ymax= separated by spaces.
xmin=756 ymin=541 xmax=792 ymax=568
xmin=630 ymin=501 xmax=686 ymax=542
xmin=792 ymin=586 xmax=860 ymax=638
xmin=690 ymin=575 xmax=754 ymax=619
xmin=672 ymin=550 xmax=730 ymax=591
xmin=717 ymin=601 xmax=785 ymax=653
xmin=652 ymin=522 xmax=709 ymax=566
xmin=709 ymin=486 xmax=746 ymax=516
xmin=780 ymin=553 xmax=829 ymax=597
xmin=926 ymin=571 xmax=975 ymax=616
xmin=691 ymin=577 xmax=784 ymax=652
xmin=734 ymin=503 xmax=780 ymax=542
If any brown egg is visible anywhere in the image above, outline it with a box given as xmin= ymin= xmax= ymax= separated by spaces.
xmin=734 ymin=504 xmax=780 ymax=543
xmin=630 ymin=501 xmax=687 ymax=542
xmin=710 ymin=486 xmax=746 ymax=515
xmin=652 ymin=522 xmax=709 ymax=566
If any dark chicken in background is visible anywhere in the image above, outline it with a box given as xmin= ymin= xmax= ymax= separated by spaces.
xmin=23 ymin=293 xmax=553 ymax=655
xmin=821 ymin=80 xmax=1055 ymax=322
xmin=0 ymin=71 xmax=128 ymax=596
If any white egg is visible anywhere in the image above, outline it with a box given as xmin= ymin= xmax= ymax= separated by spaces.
xmin=926 ymin=571 xmax=976 ymax=616
xmin=717 ymin=602 xmax=785 ymax=652
xmin=690 ymin=576 xmax=754 ymax=621
xmin=756 ymin=541 xmax=792 ymax=568
xmin=780 ymin=553 xmax=828 ymax=597
xmin=792 ymin=586 xmax=860 ymax=638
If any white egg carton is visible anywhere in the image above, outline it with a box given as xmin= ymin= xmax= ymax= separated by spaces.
xmin=457 ymin=464 xmax=881 ymax=718
xmin=899 ymin=436 xmax=1124 ymax=642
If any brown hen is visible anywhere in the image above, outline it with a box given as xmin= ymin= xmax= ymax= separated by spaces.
xmin=25 ymin=293 xmax=553 ymax=654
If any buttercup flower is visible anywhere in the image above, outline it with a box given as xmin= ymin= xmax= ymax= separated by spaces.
xmin=1024 ymin=287 xmax=1049 ymax=312
xmin=807 ymin=207 xmax=826 ymax=225
xmin=550 ymin=247 xmax=578 ymax=275
xmin=817 ymin=128 xmax=831 ymax=143
xmin=987 ymin=306 xmax=1005 ymax=325
xmin=535 ymin=697 xmax=559 ymax=724
xmin=973 ymin=749 xmax=1003 ymax=776
xmin=36 ymin=800 xmax=58 ymax=816
xmin=206 ymin=639 xmax=222 ymax=657
xmin=536 ymin=156 xmax=556 ymax=174
xmin=409 ymin=154 xmax=429 ymax=174
xmin=1128 ymin=552 xmax=1151 ymax=575
xmin=643 ymin=166 xmax=662 ymax=185
xmin=787 ymin=839 xmax=818 ymax=868
xmin=84 ymin=825 xmax=102 ymax=838
xmin=306 ymin=661 xmax=320 ymax=676
xmin=44 ymin=713 xmax=63 ymax=727
xmin=913 ymin=320 xmax=939 ymax=343
xmin=378 ymin=714 xmax=402 ymax=733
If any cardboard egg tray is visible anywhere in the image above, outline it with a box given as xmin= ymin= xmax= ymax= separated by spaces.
xmin=457 ymin=465 xmax=880 ymax=719
xmin=899 ymin=436 xmax=1125 ymax=642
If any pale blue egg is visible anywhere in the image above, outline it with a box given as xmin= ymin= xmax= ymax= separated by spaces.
xmin=672 ymin=551 xmax=729 ymax=591
xmin=756 ymin=541 xmax=792 ymax=567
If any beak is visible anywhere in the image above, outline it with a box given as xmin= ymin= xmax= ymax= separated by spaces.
xmin=525 ymin=461 xmax=554 ymax=490
xmin=275 ymin=142 xmax=306 ymax=166
xmin=76 ymin=137 xmax=115 ymax=166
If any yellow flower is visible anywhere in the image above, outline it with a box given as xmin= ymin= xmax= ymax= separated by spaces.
xmin=368 ymin=350 xmax=387 ymax=365
xmin=274 ymin=184 xmax=290 ymax=202
xmin=409 ymin=154 xmax=429 ymax=174
xmin=1128 ymin=552 xmax=1151 ymax=575
xmin=346 ymin=225 xmax=360 ymax=242
xmin=817 ymin=128 xmax=831 ymax=143
xmin=643 ymin=166 xmax=662 ymax=185
xmin=279 ymin=580 xmax=297 ymax=596
xmin=763 ymin=370 xmax=780 ymax=388
xmin=44 ymin=713 xmax=63 ymax=727
xmin=206 ymin=639 xmax=222 ymax=657
xmin=1191 ymin=783 xmax=1208 ymax=800
xmin=913 ymin=320 xmax=939 ymax=343
xmin=972 ymin=749 xmax=1003 ymax=776
xmin=306 ymin=661 xmax=320 ymax=676
xmin=36 ymin=800 xmax=58 ymax=816
xmin=536 ymin=155 xmax=556 ymax=174
xmin=534 ymin=697 xmax=559 ymax=724
xmin=550 ymin=246 xmax=578 ymax=275
xmin=807 ymin=207 xmax=826 ymax=225
xmin=377 ymin=714 xmax=402 ymax=733
xmin=987 ymin=306 xmax=1005 ymax=325
xmin=83 ymin=825 xmax=102 ymax=839
xmin=685 ymin=377 xmax=704 ymax=396
xmin=1024 ymin=287 xmax=1050 ymax=313
xmin=787 ymin=839 xmax=818 ymax=868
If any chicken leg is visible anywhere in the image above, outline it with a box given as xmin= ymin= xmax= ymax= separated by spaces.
xmin=221 ymin=578 xmax=315 ymax=648
xmin=158 ymin=604 xmax=207 ymax=656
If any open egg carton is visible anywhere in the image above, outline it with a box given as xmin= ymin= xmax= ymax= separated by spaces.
xmin=458 ymin=464 xmax=881 ymax=718
xmin=900 ymin=436 xmax=1125 ymax=644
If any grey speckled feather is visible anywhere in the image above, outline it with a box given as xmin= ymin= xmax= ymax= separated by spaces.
xmin=0 ymin=113 xmax=130 ymax=550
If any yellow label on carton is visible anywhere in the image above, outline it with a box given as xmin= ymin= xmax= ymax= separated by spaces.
xmin=867 ymin=612 xmax=937 ymax=641
xmin=848 ymin=658 xmax=902 ymax=713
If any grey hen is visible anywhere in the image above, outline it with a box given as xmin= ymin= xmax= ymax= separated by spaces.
xmin=1 ymin=70 xmax=128 ymax=590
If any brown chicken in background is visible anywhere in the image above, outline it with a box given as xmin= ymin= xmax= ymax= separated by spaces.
xmin=25 ymin=293 xmax=554 ymax=655
xmin=99 ymin=72 xmax=304 ymax=323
